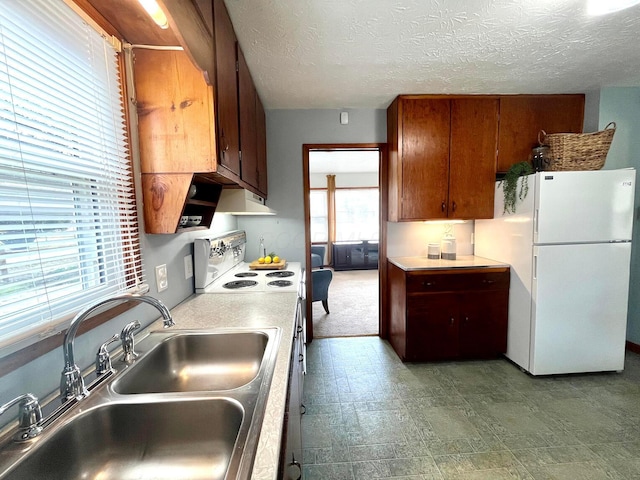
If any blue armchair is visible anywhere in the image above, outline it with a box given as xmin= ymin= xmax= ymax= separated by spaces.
xmin=310 ymin=245 xmax=325 ymax=268
xmin=312 ymin=268 xmax=333 ymax=314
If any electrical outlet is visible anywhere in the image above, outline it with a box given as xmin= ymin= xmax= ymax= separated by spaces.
xmin=184 ymin=254 xmax=193 ymax=279
xmin=155 ymin=264 xmax=168 ymax=292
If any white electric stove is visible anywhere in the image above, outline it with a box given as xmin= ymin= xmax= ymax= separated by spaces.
xmin=194 ymin=231 xmax=300 ymax=294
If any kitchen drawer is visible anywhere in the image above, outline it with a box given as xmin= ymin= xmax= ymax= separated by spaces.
xmin=406 ymin=268 xmax=509 ymax=293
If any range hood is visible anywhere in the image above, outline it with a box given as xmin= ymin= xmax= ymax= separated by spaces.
xmin=215 ymin=189 xmax=277 ymax=215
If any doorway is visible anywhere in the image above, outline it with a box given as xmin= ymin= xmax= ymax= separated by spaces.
xmin=303 ymin=144 xmax=388 ymax=342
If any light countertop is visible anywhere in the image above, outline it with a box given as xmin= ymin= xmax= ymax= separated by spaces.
xmin=388 ymin=255 xmax=509 ymax=271
xmin=148 ymin=291 xmax=298 ymax=480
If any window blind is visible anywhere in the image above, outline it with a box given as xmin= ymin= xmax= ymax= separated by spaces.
xmin=0 ymin=0 xmax=144 ymax=356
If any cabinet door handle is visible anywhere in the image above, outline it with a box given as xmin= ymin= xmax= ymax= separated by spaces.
xmin=450 ymin=317 xmax=455 ymax=325
xmin=441 ymin=201 xmax=446 ymax=212
xmin=220 ymin=129 xmax=229 ymax=156
xmin=452 ymin=201 xmax=457 ymax=211
xmin=464 ymin=316 xmax=469 ymax=323
xmin=299 ymin=353 xmax=304 ymax=363
xmin=287 ymin=454 xmax=302 ymax=480
xmin=482 ymin=279 xmax=496 ymax=284
xmin=301 ymin=403 xmax=306 ymax=415
xmin=422 ymin=281 xmax=435 ymax=287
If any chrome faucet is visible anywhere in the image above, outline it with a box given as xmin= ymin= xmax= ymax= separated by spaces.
xmin=95 ymin=333 xmax=120 ymax=376
xmin=0 ymin=394 xmax=42 ymax=442
xmin=120 ymin=320 xmax=141 ymax=364
xmin=60 ymin=294 xmax=175 ymax=402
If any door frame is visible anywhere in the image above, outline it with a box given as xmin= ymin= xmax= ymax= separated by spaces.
xmin=302 ymin=143 xmax=388 ymax=342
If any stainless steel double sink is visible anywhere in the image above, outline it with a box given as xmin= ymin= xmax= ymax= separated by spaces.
xmin=0 ymin=327 xmax=281 ymax=480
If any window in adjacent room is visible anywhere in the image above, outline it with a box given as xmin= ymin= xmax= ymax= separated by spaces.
xmin=0 ymin=0 xmax=143 ymax=357
xmin=309 ymin=189 xmax=328 ymax=243
xmin=334 ymin=188 xmax=379 ymax=241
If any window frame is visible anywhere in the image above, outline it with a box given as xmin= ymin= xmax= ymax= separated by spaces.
xmin=310 ymin=186 xmax=380 ymax=247
xmin=333 ymin=186 xmax=380 ymax=242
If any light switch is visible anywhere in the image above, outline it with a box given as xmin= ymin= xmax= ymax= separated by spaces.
xmin=155 ymin=264 xmax=168 ymax=292
xmin=184 ymin=254 xmax=193 ymax=279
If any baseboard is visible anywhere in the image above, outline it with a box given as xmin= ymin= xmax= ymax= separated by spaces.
xmin=626 ymin=340 xmax=640 ymax=355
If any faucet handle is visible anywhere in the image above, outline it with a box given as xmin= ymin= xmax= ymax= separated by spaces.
xmin=120 ymin=320 xmax=141 ymax=364
xmin=95 ymin=333 xmax=120 ymax=376
xmin=0 ymin=393 xmax=43 ymax=442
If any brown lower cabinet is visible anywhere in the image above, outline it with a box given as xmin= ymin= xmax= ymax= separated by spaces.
xmin=388 ymin=261 xmax=509 ymax=362
xmin=279 ymin=300 xmax=305 ymax=479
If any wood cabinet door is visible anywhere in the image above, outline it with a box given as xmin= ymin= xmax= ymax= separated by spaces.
xmin=280 ymin=336 xmax=303 ymax=480
xmin=407 ymin=293 xmax=459 ymax=361
xmin=458 ymin=290 xmax=509 ymax=359
xmin=213 ymin=0 xmax=240 ymax=177
xmin=237 ymin=45 xmax=259 ymax=189
xmin=332 ymin=243 xmax=351 ymax=270
xmin=449 ymin=98 xmax=499 ymax=219
xmin=400 ymin=98 xmax=450 ymax=220
xmin=134 ymin=49 xmax=215 ymax=174
xmin=255 ymin=94 xmax=268 ymax=196
xmin=497 ymin=95 xmax=584 ymax=173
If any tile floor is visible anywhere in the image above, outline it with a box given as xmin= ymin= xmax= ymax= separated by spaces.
xmin=301 ymin=336 xmax=640 ymax=479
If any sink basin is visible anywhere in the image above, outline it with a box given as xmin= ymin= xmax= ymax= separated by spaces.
xmin=0 ymin=328 xmax=280 ymax=480
xmin=112 ymin=331 xmax=269 ymax=394
xmin=1 ymin=399 xmax=243 ymax=480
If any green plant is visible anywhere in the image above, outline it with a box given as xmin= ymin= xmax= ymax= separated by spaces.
xmin=500 ymin=161 xmax=533 ymax=214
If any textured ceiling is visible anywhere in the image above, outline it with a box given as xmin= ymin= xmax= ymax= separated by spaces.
xmin=224 ymin=0 xmax=640 ymax=109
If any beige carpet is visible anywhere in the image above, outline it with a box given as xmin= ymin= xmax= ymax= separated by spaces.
xmin=312 ymin=269 xmax=379 ymax=338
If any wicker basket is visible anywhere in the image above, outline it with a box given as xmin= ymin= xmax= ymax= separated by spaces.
xmin=540 ymin=122 xmax=616 ymax=171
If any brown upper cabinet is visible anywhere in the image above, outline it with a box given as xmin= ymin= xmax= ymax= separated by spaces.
xmin=387 ymin=94 xmax=585 ymax=222
xmin=256 ymin=95 xmax=268 ymax=196
xmin=213 ymin=0 xmax=268 ymax=197
xmin=120 ymin=0 xmax=268 ymax=233
xmin=497 ymin=94 xmax=585 ymax=172
xmin=134 ymin=48 xmax=230 ymax=234
xmin=237 ymin=44 xmax=260 ymax=193
xmin=86 ymin=0 xmax=268 ymax=233
xmin=213 ymin=0 xmax=241 ymax=181
xmin=135 ymin=49 xmax=217 ymax=176
xmin=387 ymin=96 xmax=499 ymax=221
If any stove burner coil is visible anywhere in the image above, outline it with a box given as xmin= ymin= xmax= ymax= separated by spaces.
xmin=234 ymin=272 xmax=258 ymax=278
xmin=267 ymin=280 xmax=293 ymax=288
xmin=265 ymin=271 xmax=294 ymax=278
xmin=223 ymin=280 xmax=258 ymax=289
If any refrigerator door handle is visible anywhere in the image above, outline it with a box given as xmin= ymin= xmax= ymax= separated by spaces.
xmin=533 ymin=254 xmax=537 ymax=279
xmin=534 ymin=208 xmax=539 ymax=235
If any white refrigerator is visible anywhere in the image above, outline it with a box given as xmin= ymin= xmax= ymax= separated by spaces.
xmin=475 ymin=168 xmax=635 ymax=375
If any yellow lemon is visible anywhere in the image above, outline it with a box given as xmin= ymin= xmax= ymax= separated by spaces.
xmin=264 ymin=255 xmax=272 ymax=264
xmin=258 ymin=257 xmax=265 ymax=264
xmin=273 ymin=256 xmax=280 ymax=263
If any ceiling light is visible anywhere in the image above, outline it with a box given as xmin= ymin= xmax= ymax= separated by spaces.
xmin=587 ymin=0 xmax=640 ymax=15
xmin=138 ymin=0 xmax=169 ymax=29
